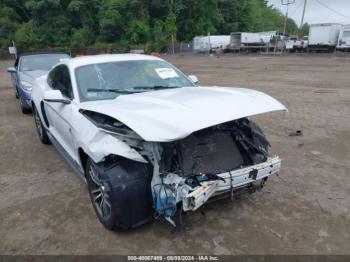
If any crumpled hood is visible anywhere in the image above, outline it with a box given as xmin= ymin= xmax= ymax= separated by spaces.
xmin=80 ymin=86 xmax=287 ymax=142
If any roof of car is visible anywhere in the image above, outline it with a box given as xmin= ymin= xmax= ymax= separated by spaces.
xmin=66 ymin=54 xmax=162 ymax=68
xmin=18 ymin=51 xmax=70 ymax=58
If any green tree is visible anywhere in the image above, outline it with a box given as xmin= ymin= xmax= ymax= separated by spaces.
xmin=68 ymin=0 xmax=99 ymax=34
xmin=71 ymin=26 xmax=94 ymax=47
xmin=152 ymin=19 xmax=167 ymax=51
xmin=177 ymin=0 xmax=220 ymax=42
xmin=301 ymin=22 xmax=310 ymax=36
xmin=165 ymin=10 xmax=177 ymax=45
xmin=97 ymin=0 xmax=124 ymax=42
xmin=14 ymin=20 xmax=35 ymax=49
xmin=284 ymin=17 xmax=299 ymax=36
xmin=0 ymin=0 xmax=302 ymax=50
xmin=124 ymin=0 xmax=151 ymax=44
xmin=0 ymin=4 xmax=20 ymax=47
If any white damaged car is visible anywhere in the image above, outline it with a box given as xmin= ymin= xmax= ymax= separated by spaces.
xmin=31 ymin=54 xmax=286 ymax=230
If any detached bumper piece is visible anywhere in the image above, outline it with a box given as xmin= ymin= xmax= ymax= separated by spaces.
xmin=182 ymin=156 xmax=281 ymax=211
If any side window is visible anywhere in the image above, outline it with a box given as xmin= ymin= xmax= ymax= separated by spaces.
xmin=47 ymin=65 xmax=74 ymax=99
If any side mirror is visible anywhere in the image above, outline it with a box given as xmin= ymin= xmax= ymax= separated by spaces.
xmin=43 ymin=90 xmax=71 ymax=104
xmin=7 ymin=67 xmax=16 ymax=73
xmin=188 ymin=75 xmax=199 ymax=84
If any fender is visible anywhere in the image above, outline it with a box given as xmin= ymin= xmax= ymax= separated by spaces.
xmin=74 ymin=121 xmax=148 ymax=165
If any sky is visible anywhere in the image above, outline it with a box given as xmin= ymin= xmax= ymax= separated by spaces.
xmin=267 ymin=0 xmax=350 ymax=27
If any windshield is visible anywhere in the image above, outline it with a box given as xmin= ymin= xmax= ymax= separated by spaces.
xmin=20 ymin=54 xmax=70 ymax=72
xmin=75 ymin=60 xmax=195 ymax=102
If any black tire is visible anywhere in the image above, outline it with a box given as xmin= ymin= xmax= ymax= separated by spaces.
xmin=33 ymin=106 xmax=51 ymax=144
xmin=15 ymin=90 xmax=19 ymax=99
xmin=21 ymin=105 xmax=32 ymax=114
xmin=86 ymin=158 xmax=119 ymax=230
xmin=20 ymin=98 xmax=32 ymax=114
xmin=85 ymin=157 xmax=153 ymax=230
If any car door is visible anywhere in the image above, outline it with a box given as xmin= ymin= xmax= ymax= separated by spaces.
xmin=45 ymin=65 xmax=76 ymax=158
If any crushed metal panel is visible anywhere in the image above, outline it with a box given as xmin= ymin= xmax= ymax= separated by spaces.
xmin=79 ymin=86 xmax=287 ymax=142
xmin=84 ymin=131 xmax=147 ymax=163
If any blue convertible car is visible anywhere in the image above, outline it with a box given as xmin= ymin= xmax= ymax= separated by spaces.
xmin=7 ymin=52 xmax=70 ymax=114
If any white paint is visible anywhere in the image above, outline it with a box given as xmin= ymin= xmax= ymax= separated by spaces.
xmin=80 ymin=86 xmax=287 ymax=142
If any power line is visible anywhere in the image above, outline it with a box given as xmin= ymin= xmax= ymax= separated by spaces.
xmin=315 ymin=0 xmax=350 ymax=21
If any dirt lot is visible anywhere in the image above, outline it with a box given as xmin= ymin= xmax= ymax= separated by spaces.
xmin=0 ymin=54 xmax=349 ymax=255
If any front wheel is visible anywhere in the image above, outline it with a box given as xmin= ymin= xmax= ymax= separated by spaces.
xmin=86 ymin=158 xmax=119 ymax=230
xmin=85 ymin=157 xmax=153 ymax=230
xmin=20 ymin=100 xmax=32 ymax=114
xmin=33 ymin=106 xmax=50 ymax=144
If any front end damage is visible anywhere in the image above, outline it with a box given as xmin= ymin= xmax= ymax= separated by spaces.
xmin=85 ymin=114 xmax=282 ymax=228
xmin=145 ymin=118 xmax=281 ymax=226
xmin=79 ymin=83 xmax=288 ymax=228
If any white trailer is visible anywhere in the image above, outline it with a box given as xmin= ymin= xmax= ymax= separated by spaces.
xmin=259 ymin=31 xmax=277 ymax=44
xmin=337 ymin=24 xmax=350 ymax=51
xmin=193 ymin=35 xmax=230 ymax=53
xmin=230 ymin=32 xmax=264 ymax=49
xmin=308 ymin=23 xmax=342 ymax=51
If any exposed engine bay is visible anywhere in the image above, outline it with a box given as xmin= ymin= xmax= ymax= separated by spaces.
xmin=146 ymin=118 xmax=280 ymax=226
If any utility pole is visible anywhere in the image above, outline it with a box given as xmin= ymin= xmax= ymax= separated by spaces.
xmin=281 ymin=0 xmax=296 ymax=36
xmin=299 ymin=0 xmax=308 ymax=33
xmin=170 ymin=0 xmax=175 ymax=55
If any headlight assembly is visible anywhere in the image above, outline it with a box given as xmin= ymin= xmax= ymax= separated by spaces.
xmin=20 ymin=80 xmax=33 ymax=91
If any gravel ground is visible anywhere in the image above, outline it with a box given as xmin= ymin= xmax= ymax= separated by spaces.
xmin=0 ymin=54 xmax=349 ymax=255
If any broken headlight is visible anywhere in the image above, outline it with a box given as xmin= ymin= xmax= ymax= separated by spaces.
xmin=79 ymin=109 xmax=135 ymax=136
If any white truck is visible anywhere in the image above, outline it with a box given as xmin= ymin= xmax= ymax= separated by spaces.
xmin=193 ymin=35 xmax=231 ymax=53
xmin=308 ymin=23 xmax=342 ymax=51
xmin=286 ymin=36 xmax=308 ymax=52
xmin=259 ymin=31 xmax=277 ymax=44
xmin=337 ymin=24 xmax=350 ymax=51
xmin=230 ymin=32 xmax=264 ymax=49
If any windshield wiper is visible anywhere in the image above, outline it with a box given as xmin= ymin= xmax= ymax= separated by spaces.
xmin=87 ymin=88 xmax=137 ymax=94
xmin=132 ymin=85 xmax=180 ymax=91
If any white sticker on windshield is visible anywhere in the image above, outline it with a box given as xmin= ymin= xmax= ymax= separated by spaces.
xmin=155 ymin=68 xmax=179 ymax=79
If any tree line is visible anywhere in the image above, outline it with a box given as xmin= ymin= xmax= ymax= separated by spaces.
xmin=0 ymin=0 xmax=309 ymax=52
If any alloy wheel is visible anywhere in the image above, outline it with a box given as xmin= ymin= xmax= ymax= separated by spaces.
xmin=89 ymin=165 xmax=112 ymax=220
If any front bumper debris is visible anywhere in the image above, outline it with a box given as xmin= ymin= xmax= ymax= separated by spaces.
xmin=182 ymin=156 xmax=282 ymax=211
